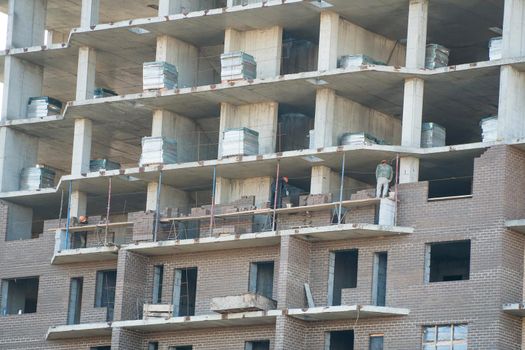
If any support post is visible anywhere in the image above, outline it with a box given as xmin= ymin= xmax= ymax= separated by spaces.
xmin=81 ymin=0 xmax=100 ymax=28
xmin=502 ymin=0 xmax=525 ymax=58
xmin=156 ymin=35 xmax=199 ymax=88
xmin=71 ymin=118 xmax=92 ymax=175
xmin=318 ymin=11 xmax=340 ymax=71
xmin=337 ymin=153 xmax=346 ymax=224
xmin=76 ymin=47 xmax=97 ymax=100
xmin=6 ymin=0 xmax=47 ymax=49
xmin=400 ymin=77 xmax=425 ymax=183
xmin=405 ymin=0 xmax=429 ymax=69
xmin=313 ymin=88 xmax=336 ymax=148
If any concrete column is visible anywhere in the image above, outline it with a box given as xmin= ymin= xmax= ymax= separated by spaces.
xmin=311 ymin=166 xmax=332 ymax=195
xmin=502 ymin=0 xmax=525 ymax=58
xmin=152 ymin=109 xmax=197 ymax=162
xmin=218 ymin=102 xmax=278 ymax=156
xmin=0 ymin=128 xmax=38 ymax=192
xmin=71 ymin=118 xmax=92 ymax=175
xmin=80 ymin=0 xmax=99 ymax=27
xmin=1 ymin=57 xmax=43 ymax=120
xmin=313 ymin=88 xmax=336 ymax=148
xmin=318 ymin=11 xmax=339 ymax=71
xmin=70 ymin=190 xmax=87 ymax=218
xmin=401 ymin=78 xmax=424 ymax=147
xmin=156 ymin=35 xmax=199 ymax=88
xmin=214 ymin=176 xmax=272 ymax=207
xmin=76 ymin=47 xmax=97 ymax=100
xmin=399 ymin=156 xmax=419 ymax=184
xmin=6 ymin=0 xmax=47 ymax=49
xmin=405 ymin=0 xmax=428 ymax=69
xmin=497 ymin=66 xmax=525 ymax=140
xmin=223 ymin=26 xmax=283 ymax=78
xmin=146 ymin=182 xmax=189 ymax=211
xmin=399 ymin=77 xmax=424 ymax=183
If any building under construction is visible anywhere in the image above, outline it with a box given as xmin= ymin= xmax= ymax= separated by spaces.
xmin=1 ymin=0 xmax=525 ymax=349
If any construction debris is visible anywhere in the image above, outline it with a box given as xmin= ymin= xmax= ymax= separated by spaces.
xmin=139 ymin=136 xmax=178 ymax=166
xmin=425 ymin=44 xmax=450 ymax=69
xmin=421 ymin=122 xmax=446 ymax=148
xmin=27 ymin=97 xmax=62 ymax=118
xmin=19 ymin=165 xmax=55 ymax=191
xmin=222 ymin=128 xmax=259 ymax=157
xmin=143 ymin=61 xmax=178 ymax=90
xmin=220 ymin=51 xmax=257 ymax=81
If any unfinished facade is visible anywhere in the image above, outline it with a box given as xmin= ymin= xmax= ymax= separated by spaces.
xmin=1 ymin=0 xmax=525 ymax=349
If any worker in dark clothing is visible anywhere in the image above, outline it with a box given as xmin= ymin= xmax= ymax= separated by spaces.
xmin=270 ymin=176 xmax=290 ymax=209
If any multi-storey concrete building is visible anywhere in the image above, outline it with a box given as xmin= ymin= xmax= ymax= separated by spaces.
xmin=1 ymin=0 xmax=525 ymax=349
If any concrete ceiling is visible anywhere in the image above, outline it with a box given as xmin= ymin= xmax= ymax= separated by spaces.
xmin=329 ymin=0 xmax=503 ymax=64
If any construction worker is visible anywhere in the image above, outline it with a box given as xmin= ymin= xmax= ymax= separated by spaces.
xmin=270 ymin=176 xmax=290 ymax=209
xmin=376 ymin=160 xmax=393 ymax=198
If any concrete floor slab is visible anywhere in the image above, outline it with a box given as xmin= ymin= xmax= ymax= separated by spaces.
xmin=505 ymin=220 xmax=525 ymax=235
xmin=112 ymin=310 xmax=281 ymax=332
xmin=46 ymin=322 xmax=112 ymax=340
xmin=287 ymin=305 xmax=410 ymax=321
xmin=51 ymin=246 xmax=119 ymax=265
xmin=503 ymin=303 xmax=525 ymax=317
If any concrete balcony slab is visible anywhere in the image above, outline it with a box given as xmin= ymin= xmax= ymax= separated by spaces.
xmin=46 ymin=322 xmax=112 ymax=340
xmin=503 ymin=303 xmax=525 ymax=317
xmin=51 ymin=246 xmax=119 ymax=265
xmin=287 ymin=305 xmax=410 ymax=321
xmin=112 ymin=310 xmax=281 ymax=332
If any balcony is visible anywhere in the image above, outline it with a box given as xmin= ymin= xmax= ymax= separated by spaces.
xmin=46 ymin=322 xmax=112 ymax=340
xmin=51 ymin=221 xmax=133 ymax=264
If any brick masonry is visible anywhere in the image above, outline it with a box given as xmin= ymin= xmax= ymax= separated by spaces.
xmin=1 ymin=146 xmax=525 ymax=349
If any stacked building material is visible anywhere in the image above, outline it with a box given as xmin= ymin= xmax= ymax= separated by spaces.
xmin=89 ymin=159 xmax=121 ymax=172
xmin=489 ymin=37 xmax=502 ymax=61
xmin=340 ymin=132 xmax=380 ymax=146
xmin=309 ymin=129 xmax=315 ymax=149
xmin=220 ymin=51 xmax=257 ymax=81
xmin=139 ymin=136 xmax=177 ymax=166
xmin=94 ymin=88 xmax=118 ymax=99
xmin=143 ymin=61 xmax=178 ymax=90
xmin=480 ymin=116 xmax=498 ymax=142
xmin=222 ymin=128 xmax=259 ymax=157
xmin=339 ymin=54 xmax=384 ymax=68
xmin=27 ymin=97 xmax=62 ymax=118
xmin=421 ymin=122 xmax=446 ymax=148
xmin=425 ymin=44 xmax=450 ymax=69
xmin=19 ymin=165 xmax=55 ymax=190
